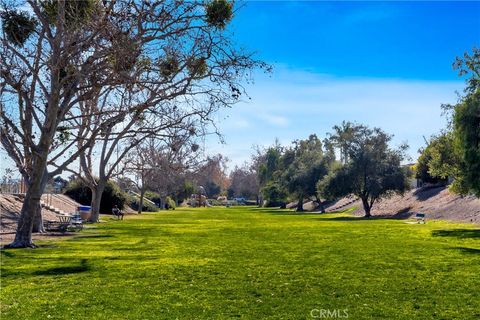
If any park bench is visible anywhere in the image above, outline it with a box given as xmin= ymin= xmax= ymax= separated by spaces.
xmin=414 ymin=213 xmax=426 ymax=224
xmin=45 ymin=214 xmax=83 ymax=233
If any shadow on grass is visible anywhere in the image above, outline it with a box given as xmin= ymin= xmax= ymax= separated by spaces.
xmin=33 ymin=258 xmax=90 ymax=276
xmin=454 ymin=247 xmax=480 ymax=255
xmin=0 ymin=250 xmax=15 ymax=257
xmin=248 ymin=208 xmax=292 ymax=215
xmin=317 ymin=213 xmax=419 ymax=222
xmin=42 ymin=232 xmax=78 ymax=237
xmin=73 ymin=234 xmax=115 ymax=240
xmin=432 ymin=229 xmax=480 ymax=239
xmin=266 ymin=211 xmax=324 ymax=216
xmin=253 ymin=207 xmax=338 ymax=216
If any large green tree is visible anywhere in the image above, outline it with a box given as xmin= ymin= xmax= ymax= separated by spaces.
xmin=283 ymin=134 xmax=333 ymax=212
xmin=326 ymin=121 xmax=362 ymax=165
xmin=451 ymin=48 xmax=480 ymax=196
xmin=318 ymin=125 xmax=410 ymax=217
xmin=422 ymin=48 xmax=480 ymax=196
xmin=416 ymin=132 xmax=459 ymax=187
xmin=255 ymin=143 xmax=288 ymax=207
xmin=453 ymin=90 xmax=480 ymax=195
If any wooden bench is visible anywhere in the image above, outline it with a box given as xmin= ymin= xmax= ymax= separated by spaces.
xmin=414 ymin=213 xmax=426 ymax=224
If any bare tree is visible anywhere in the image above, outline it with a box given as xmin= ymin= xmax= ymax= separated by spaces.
xmin=123 ymin=130 xmax=200 ymax=214
xmin=63 ymin=93 xmax=206 ymax=222
xmin=192 ymin=154 xmax=229 ymax=198
xmin=228 ymin=163 xmax=259 ymax=200
xmin=1 ymin=0 xmax=265 ymax=248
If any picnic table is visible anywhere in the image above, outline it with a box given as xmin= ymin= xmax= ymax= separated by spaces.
xmin=45 ymin=214 xmax=83 ymax=233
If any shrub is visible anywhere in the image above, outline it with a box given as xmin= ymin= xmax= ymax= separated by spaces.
xmin=175 ymin=181 xmax=195 ymax=203
xmin=144 ymin=191 xmax=162 ymax=206
xmin=129 ymin=198 xmax=159 ymax=213
xmin=261 ymin=182 xmax=287 ymax=207
xmin=206 ymin=199 xmax=223 ymax=206
xmin=165 ymin=196 xmax=176 ymax=210
xmin=64 ymin=179 xmax=127 ymax=213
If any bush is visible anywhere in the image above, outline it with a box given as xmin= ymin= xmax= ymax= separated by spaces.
xmin=261 ymin=182 xmax=287 ymax=207
xmin=165 ymin=196 xmax=176 ymax=210
xmin=144 ymin=191 xmax=162 ymax=206
xmin=175 ymin=181 xmax=195 ymax=203
xmin=64 ymin=179 xmax=127 ymax=213
xmin=129 ymin=197 xmax=159 ymax=213
xmin=206 ymin=199 xmax=223 ymax=206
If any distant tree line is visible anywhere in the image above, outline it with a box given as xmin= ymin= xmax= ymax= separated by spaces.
xmin=252 ymin=124 xmax=410 ymax=217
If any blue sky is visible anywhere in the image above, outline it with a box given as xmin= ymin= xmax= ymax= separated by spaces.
xmin=208 ymin=1 xmax=480 ymax=168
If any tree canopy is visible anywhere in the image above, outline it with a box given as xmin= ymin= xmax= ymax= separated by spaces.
xmin=416 ymin=47 xmax=480 ymax=196
xmin=318 ymin=125 xmax=410 ymax=217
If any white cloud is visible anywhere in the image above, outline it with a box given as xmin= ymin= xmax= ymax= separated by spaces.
xmin=212 ymin=65 xmax=463 ymax=169
xmin=258 ymin=113 xmax=289 ymax=127
xmin=231 ymin=118 xmax=250 ymax=129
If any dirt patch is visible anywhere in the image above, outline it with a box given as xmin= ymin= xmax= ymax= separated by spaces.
xmin=0 ymin=231 xmax=78 ymax=246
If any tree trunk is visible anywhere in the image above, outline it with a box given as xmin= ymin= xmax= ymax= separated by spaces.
xmin=89 ymin=182 xmax=106 ymax=222
xmin=138 ymin=185 xmax=146 ymax=214
xmin=361 ymin=197 xmax=371 ymax=217
xmin=4 ymin=170 xmax=48 ymax=248
xmin=296 ymin=194 xmax=304 ymax=212
xmin=315 ymin=196 xmax=325 ymax=213
xmin=32 ymin=202 xmax=45 ymax=233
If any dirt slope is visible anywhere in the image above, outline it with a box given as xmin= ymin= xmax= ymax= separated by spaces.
xmin=324 ymin=186 xmax=480 ymax=223
xmin=0 ymin=194 xmax=60 ymax=233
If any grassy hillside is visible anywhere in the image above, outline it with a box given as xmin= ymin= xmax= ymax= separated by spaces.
xmin=1 ymin=207 xmax=479 ymax=319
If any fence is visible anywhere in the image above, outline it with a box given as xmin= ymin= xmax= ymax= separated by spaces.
xmin=0 ymin=180 xmax=26 ymax=194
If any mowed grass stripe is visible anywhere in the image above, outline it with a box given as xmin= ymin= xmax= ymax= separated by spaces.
xmin=1 ymin=207 xmax=479 ymax=319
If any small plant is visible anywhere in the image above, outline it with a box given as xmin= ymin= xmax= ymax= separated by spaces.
xmin=187 ymin=57 xmax=208 ymax=77
xmin=1 ymin=11 xmax=36 ymax=47
xmin=191 ymin=143 xmax=200 ymax=152
xmin=56 ymin=126 xmax=71 ymax=144
xmin=205 ymin=0 xmax=233 ymax=29
xmin=159 ymin=55 xmax=180 ymax=78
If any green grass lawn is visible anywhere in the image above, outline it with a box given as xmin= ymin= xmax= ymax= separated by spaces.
xmin=1 ymin=207 xmax=479 ymax=319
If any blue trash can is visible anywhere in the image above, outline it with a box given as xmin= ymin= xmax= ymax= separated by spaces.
xmin=78 ymin=205 xmax=91 ymax=220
